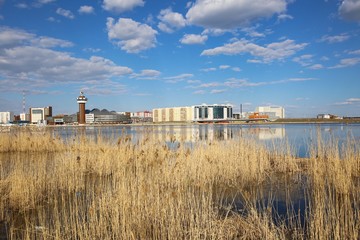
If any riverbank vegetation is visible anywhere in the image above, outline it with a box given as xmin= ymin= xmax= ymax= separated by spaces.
xmin=0 ymin=128 xmax=359 ymax=239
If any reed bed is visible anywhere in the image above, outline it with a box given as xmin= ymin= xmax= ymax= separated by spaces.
xmin=0 ymin=128 xmax=359 ymax=239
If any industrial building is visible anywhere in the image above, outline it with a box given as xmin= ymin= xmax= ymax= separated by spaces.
xmin=29 ymin=106 xmax=52 ymax=124
xmin=0 ymin=112 xmax=14 ymax=124
xmin=153 ymin=104 xmax=233 ymax=123
xmin=255 ymin=106 xmax=285 ymax=119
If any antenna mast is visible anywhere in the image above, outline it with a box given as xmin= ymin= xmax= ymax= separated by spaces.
xmin=22 ymin=90 xmax=26 ymax=113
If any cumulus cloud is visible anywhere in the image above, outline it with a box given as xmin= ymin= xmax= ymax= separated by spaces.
xmin=79 ymin=5 xmax=94 ymax=14
xmin=201 ymin=38 xmax=307 ymax=63
xmin=319 ymin=34 xmax=350 ymax=43
xmin=157 ymin=8 xmax=186 ymax=33
xmin=186 ymin=0 xmax=288 ymax=29
xmin=102 ymin=0 xmax=144 ymax=13
xmin=180 ymin=34 xmax=208 ymax=44
xmin=0 ymin=27 xmax=132 ymax=93
xmin=131 ymin=69 xmax=161 ymax=79
xmin=339 ymin=0 xmax=360 ymax=22
xmin=106 ymin=17 xmax=157 ymax=53
xmin=56 ymin=8 xmax=75 ymax=19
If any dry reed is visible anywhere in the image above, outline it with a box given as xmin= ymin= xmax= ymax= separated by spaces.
xmin=0 ymin=127 xmax=359 ymax=239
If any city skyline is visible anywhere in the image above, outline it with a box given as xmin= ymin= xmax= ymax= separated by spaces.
xmin=0 ymin=0 xmax=359 ymax=117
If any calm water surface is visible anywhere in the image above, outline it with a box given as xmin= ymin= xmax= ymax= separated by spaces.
xmin=54 ymin=123 xmax=360 ymax=158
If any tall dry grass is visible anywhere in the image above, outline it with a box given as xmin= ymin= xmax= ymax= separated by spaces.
xmin=0 ymin=127 xmax=359 ymax=239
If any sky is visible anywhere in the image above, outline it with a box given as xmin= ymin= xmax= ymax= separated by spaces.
xmin=0 ymin=0 xmax=360 ymax=117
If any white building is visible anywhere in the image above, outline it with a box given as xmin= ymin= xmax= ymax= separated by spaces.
xmin=0 ymin=112 xmax=14 ymax=124
xmin=255 ymin=106 xmax=285 ymax=119
xmin=30 ymin=106 xmax=52 ymax=124
xmin=153 ymin=104 xmax=233 ymax=123
xmin=85 ymin=113 xmax=95 ymax=124
xmin=20 ymin=113 xmax=30 ymax=121
xmin=193 ymin=104 xmax=233 ymax=122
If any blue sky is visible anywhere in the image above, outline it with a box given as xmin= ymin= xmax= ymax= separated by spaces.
xmin=0 ymin=0 xmax=359 ymax=117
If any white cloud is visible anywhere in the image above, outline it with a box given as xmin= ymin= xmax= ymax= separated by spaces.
xmin=131 ymin=69 xmax=161 ymax=79
xmin=349 ymin=49 xmax=360 ymax=55
xmin=202 ymin=28 xmax=233 ymax=36
xmin=0 ymin=27 xmax=72 ymax=48
xmin=201 ymin=39 xmax=307 ymax=63
xmin=232 ymin=67 xmax=241 ymax=72
xmin=30 ymin=36 xmax=73 ymax=48
xmin=193 ymin=90 xmax=205 ymax=94
xmin=164 ymin=73 xmax=193 ymax=83
xmin=186 ymin=0 xmax=287 ymax=29
xmin=106 ymin=17 xmax=157 ymax=53
xmin=215 ymin=77 xmax=316 ymax=89
xmin=211 ymin=89 xmax=226 ymax=94
xmin=79 ymin=5 xmax=94 ymax=14
xmin=277 ymin=13 xmax=293 ymax=21
xmin=56 ymin=8 xmax=75 ymax=19
xmin=201 ymin=67 xmax=216 ymax=72
xmin=329 ymin=58 xmax=360 ymax=68
xmin=292 ymin=54 xmax=313 ymax=66
xmin=339 ymin=0 xmax=360 ymax=22
xmin=0 ymin=27 xmax=133 ymax=93
xmin=335 ymin=98 xmax=360 ymax=105
xmin=0 ymin=27 xmax=34 ymax=47
xmin=180 ymin=34 xmax=208 ymax=45
xmin=102 ymin=0 xmax=144 ymax=13
xmin=319 ymin=34 xmax=350 ymax=43
xmin=219 ymin=65 xmax=230 ymax=69
xmin=308 ymin=64 xmax=324 ymax=70
xmin=157 ymin=8 xmax=186 ymax=33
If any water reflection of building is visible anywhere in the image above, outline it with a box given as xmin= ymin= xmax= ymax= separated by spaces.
xmin=245 ymin=127 xmax=285 ymax=140
xmin=154 ymin=125 xmax=234 ymax=142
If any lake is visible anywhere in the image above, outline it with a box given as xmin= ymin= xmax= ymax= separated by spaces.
xmin=53 ymin=123 xmax=360 ymax=158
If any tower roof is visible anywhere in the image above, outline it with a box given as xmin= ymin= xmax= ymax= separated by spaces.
xmin=77 ymin=91 xmax=88 ymax=103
